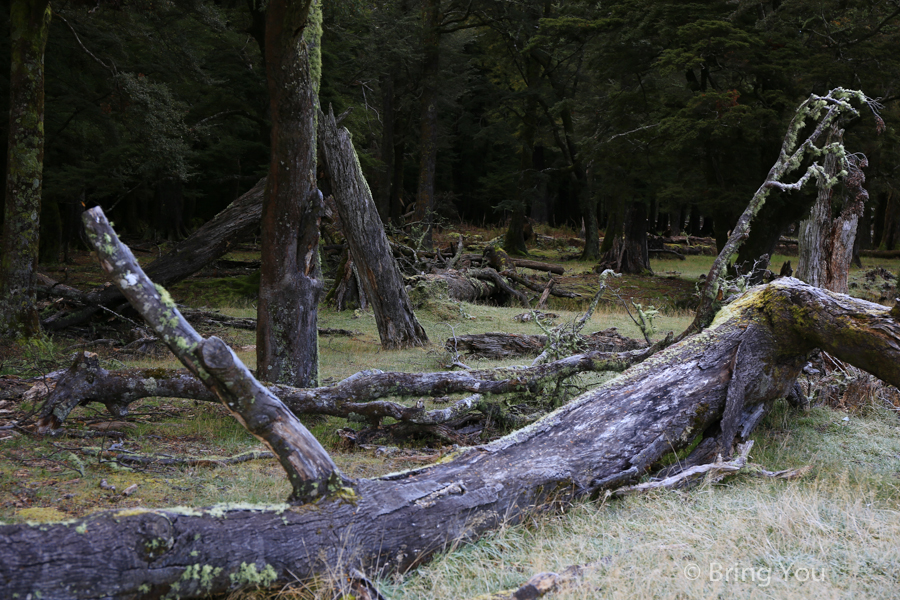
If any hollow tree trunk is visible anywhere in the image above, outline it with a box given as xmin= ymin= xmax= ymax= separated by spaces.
xmin=5 ymin=277 xmax=900 ymax=599
xmin=318 ymin=107 xmax=428 ymax=349
xmin=257 ymin=0 xmax=323 ymax=387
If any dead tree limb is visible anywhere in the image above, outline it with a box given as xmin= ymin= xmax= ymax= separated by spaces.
xmin=42 ymin=179 xmax=267 ymax=331
xmin=80 ymin=207 xmax=345 ymax=502
xmin=5 ymin=278 xmax=900 ymax=600
xmin=32 ymin=339 xmax=657 ymax=431
xmin=319 ymin=106 xmax=428 ymax=349
xmin=687 ymin=88 xmax=878 ymax=338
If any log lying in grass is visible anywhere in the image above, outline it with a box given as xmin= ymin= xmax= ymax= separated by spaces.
xmin=41 ymin=179 xmax=267 ymax=331
xmin=33 ymin=340 xmax=660 ymax=432
xmin=446 ymin=328 xmax=645 ymax=358
xmin=5 ymin=209 xmax=900 ymax=600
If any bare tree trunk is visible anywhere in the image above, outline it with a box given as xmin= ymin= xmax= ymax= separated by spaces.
xmin=257 ymin=0 xmax=323 ymax=387
xmin=0 ymin=0 xmax=51 ymax=337
xmin=318 ymin=107 xmax=428 ymax=349
xmin=797 ymin=127 xmax=869 ymax=294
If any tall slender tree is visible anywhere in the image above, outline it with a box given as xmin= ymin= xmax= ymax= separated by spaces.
xmin=0 ymin=0 xmax=51 ymax=338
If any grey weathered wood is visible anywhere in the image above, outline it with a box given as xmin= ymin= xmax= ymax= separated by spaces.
xmin=80 ymin=207 xmax=344 ymax=502
xmin=32 ymin=340 xmax=658 ymax=429
xmin=797 ymin=126 xmax=868 ymax=294
xmin=319 ymin=106 xmax=428 ymax=349
xmin=4 ymin=278 xmax=900 ymax=600
xmin=42 ymin=178 xmax=267 ymax=331
xmin=687 ymin=88 xmax=874 ymax=337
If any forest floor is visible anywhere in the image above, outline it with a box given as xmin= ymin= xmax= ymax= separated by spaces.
xmin=1 ymin=223 xmax=899 ymax=599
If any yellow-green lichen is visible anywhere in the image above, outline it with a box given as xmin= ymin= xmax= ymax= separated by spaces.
xmin=229 ymin=562 xmax=278 ymax=588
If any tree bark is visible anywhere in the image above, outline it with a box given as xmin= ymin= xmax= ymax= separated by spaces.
xmin=686 ymin=89 xmax=874 ymax=337
xmin=797 ymin=127 xmax=868 ymax=293
xmin=413 ymin=0 xmax=440 ymax=249
xmin=32 ymin=341 xmax=661 ymax=434
xmin=596 ymin=201 xmax=650 ymax=274
xmin=257 ymin=0 xmax=323 ymax=387
xmin=0 ymin=0 xmax=51 ymax=337
xmin=79 ymin=206 xmax=345 ymax=508
xmin=41 ymin=178 xmax=267 ymax=331
xmin=318 ymin=107 xmax=428 ymax=349
xmin=447 ymin=329 xmax=644 ymax=359
xmin=5 ymin=277 xmax=900 ymax=599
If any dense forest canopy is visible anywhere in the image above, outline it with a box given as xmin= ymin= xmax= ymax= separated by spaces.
xmin=1 ymin=0 xmax=899 ymax=259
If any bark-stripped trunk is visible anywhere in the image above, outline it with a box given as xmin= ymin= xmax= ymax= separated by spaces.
xmin=257 ymin=0 xmax=323 ymax=387
xmin=318 ymin=107 xmax=428 ymax=349
xmin=5 ymin=274 xmax=900 ymax=599
xmin=0 ymin=0 xmax=51 ymax=337
xmin=413 ymin=0 xmax=440 ymax=249
xmin=797 ymin=128 xmax=869 ymax=293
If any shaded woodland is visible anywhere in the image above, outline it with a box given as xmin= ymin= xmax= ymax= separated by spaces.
xmin=2 ymin=1 xmax=900 ymax=599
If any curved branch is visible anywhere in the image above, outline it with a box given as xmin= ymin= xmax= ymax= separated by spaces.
xmin=81 ymin=207 xmax=346 ymax=502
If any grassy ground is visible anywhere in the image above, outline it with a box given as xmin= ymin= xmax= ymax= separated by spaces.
xmin=1 ymin=230 xmax=899 ymax=599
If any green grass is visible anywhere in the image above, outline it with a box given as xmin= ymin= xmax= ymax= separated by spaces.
xmin=379 ymin=402 xmax=900 ymax=600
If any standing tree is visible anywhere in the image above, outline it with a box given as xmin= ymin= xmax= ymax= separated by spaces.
xmin=257 ymin=0 xmax=324 ymax=388
xmin=797 ymin=125 xmax=873 ymax=293
xmin=0 ymin=0 xmax=51 ymax=338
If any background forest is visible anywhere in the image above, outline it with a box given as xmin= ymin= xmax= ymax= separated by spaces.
xmin=2 ymin=0 xmax=900 ymax=265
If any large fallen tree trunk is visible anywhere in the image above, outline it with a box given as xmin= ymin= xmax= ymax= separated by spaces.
xmin=4 ymin=211 xmax=900 ymax=599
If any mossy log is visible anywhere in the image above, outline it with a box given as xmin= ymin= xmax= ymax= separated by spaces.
xmin=5 ymin=268 xmax=900 ymax=598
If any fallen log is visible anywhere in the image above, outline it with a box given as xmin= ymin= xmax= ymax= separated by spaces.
xmin=32 ymin=339 xmax=660 ymax=432
xmin=859 ymin=248 xmax=900 ymax=258
xmin=41 ymin=179 xmax=267 ymax=331
xmin=447 ymin=328 xmax=644 ymax=358
xmin=5 ymin=275 xmax=900 ymax=599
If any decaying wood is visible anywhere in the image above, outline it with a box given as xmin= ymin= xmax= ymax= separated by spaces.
xmin=613 ymin=440 xmax=811 ymax=496
xmin=40 ymin=179 xmax=267 ymax=331
xmin=5 ymin=276 xmax=900 ymax=599
xmin=80 ymin=207 xmax=345 ymax=502
xmin=31 ymin=339 xmax=659 ymax=432
xmin=687 ymin=88 xmax=876 ymax=337
xmin=319 ymin=106 xmax=428 ymax=349
xmin=448 ymin=329 xmax=644 ymax=358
